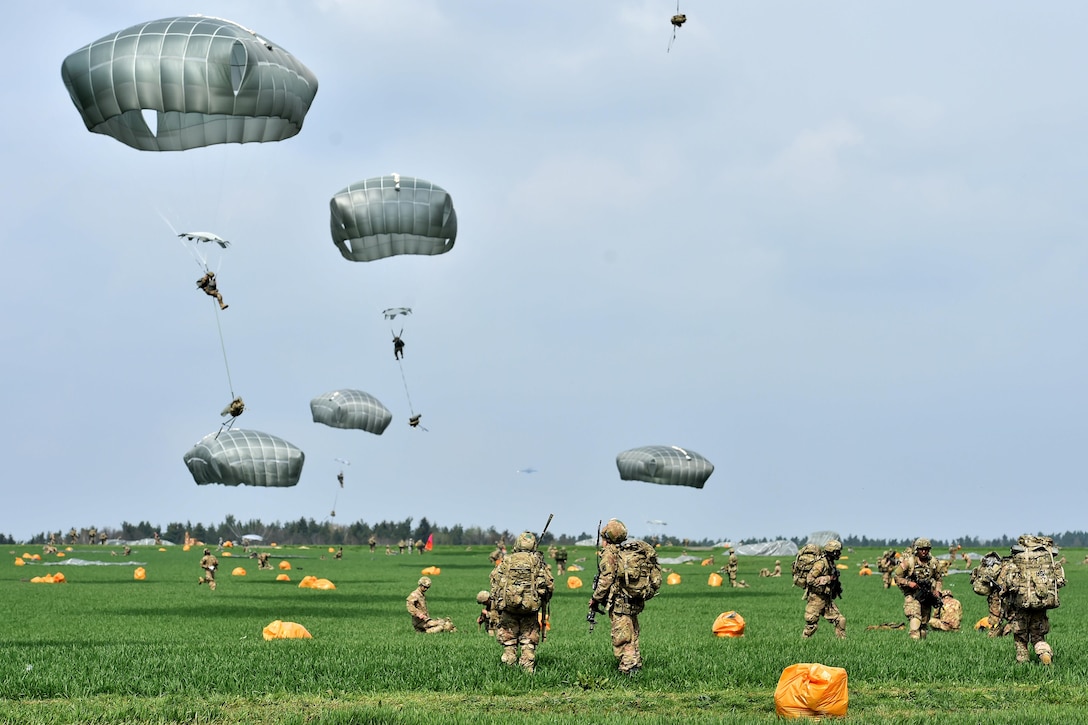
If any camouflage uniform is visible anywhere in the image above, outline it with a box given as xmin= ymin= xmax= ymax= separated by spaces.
xmin=489 ymin=547 xmax=503 ymax=566
xmin=995 ymin=541 xmax=1066 ymax=664
xmin=489 ymin=532 xmax=554 ymax=672
xmin=877 ymin=549 xmax=900 ymax=589
xmin=406 ymin=577 xmax=456 ymax=633
xmin=726 ymin=551 xmax=739 ymax=587
xmin=199 ymin=549 xmax=219 ymax=590
xmin=368 ymin=536 xmax=377 ymax=553
xmin=929 ymin=591 xmax=963 ymax=631
xmin=415 ymin=538 xmax=425 ymax=555
xmin=553 ymin=546 xmax=568 ymax=575
xmin=476 ymin=590 xmax=499 ymax=636
xmin=589 ymin=519 xmax=660 ymax=675
xmin=196 ymin=271 xmax=228 ymax=309
xmin=772 ymin=560 xmax=782 ymax=577
xmin=893 ymin=538 xmax=943 ymax=640
xmin=335 ymin=546 xmax=343 ymax=560
xmin=256 ymin=552 xmax=272 ymax=570
xmin=397 ymin=539 xmax=407 ymax=555
xmin=803 ymin=541 xmax=846 ymax=639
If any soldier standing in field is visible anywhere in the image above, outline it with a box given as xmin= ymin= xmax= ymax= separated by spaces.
xmin=803 ymin=540 xmax=846 ymax=639
xmin=553 ymin=545 xmax=568 ymax=575
xmin=397 ymin=539 xmax=407 ymax=555
xmin=588 ymin=519 xmax=663 ymax=675
xmin=893 ymin=537 xmax=943 ymax=640
xmin=877 ymin=549 xmax=900 ymax=589
xmin=198 ymin=548 xmax=219 ymax=590
xmin=995 ymin=535 xmax=1066 ymax=664
xmin=406 ymin=577 xmax=456 ymax=633
xmin=476 ymin=590 xmax=498 ymax=636
xmin=415 ymin=538 xmax=425 ymax=555
xmin=489 ymin=532 xmax=554 ymax=672
xmin=368 ymin=535 xmax=377 ymax=553
xmin=726 ymin=549 xmax=739 ymax=587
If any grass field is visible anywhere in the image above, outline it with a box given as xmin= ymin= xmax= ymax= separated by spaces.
xmin=3 ymin=543 xmax=1087 ymax=724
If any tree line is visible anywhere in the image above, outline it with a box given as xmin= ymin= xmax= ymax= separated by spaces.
xmin=14 ymin=520 xmax=1088 ymax=550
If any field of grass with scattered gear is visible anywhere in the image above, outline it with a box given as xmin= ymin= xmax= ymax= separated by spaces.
xmin=2 ymin=542 xmax=1087 ymax=724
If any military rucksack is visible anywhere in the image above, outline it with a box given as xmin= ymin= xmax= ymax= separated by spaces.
xmin=1004 ymin=536 xmax=1062 ymax=610
xmin=616 ymin=540 xmax=662 ymax=600
xmin=493 ymin=551 xmax=545 ymax=614
xmin=970 ymin=552 xmax=1003 ymax=596
xmin=792 ymin=544 xmax=821 ymax=589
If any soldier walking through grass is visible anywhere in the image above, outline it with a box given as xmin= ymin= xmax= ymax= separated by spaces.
xmin=198 ymin=548 xmax=219 ymax=591
xmin=489 ymin=532 xmax=554 ymax=672
xmin=893 ymin=537 xmax=943 ymax=640
xmin=803 ymin=540 xmax=846 ymax=639
xmin=588 ymin=519 xmax=662 ymax=675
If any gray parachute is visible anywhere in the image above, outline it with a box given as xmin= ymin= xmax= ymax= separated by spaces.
xmin=183 ymin=429 xmax=305 ymax=487
xmin=616 ymin=445 xmax=714 ymax=489
xmin=330 ymin=175 xmax=457 ymax=262
xmin=61 ymin=15 xmax=318 ymax=151
xmin=310 ymin=390 xmax=393 ymax=435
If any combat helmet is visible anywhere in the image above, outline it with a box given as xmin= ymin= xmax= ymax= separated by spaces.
xmin=514 ymin=531 xmax=537 ymax=552
xmin=913 ymin=537 xmax=932 ymax=550
xmin=823 ymin=540 xmax=842 ymax=556
xmin=602 ymin=519 xmax=628 ymax=544
xmin=476 ymin=590 xmax=490 ymax=605
xmin=418 ymin=576 xmax=432 ymax=589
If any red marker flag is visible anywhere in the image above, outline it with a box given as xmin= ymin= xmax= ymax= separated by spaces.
xmin=425 ymin=533 xmax=434 ymax=551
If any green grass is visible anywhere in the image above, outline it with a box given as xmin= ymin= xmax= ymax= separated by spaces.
xmin=2 ymin=544 xmax=1086 ymax=723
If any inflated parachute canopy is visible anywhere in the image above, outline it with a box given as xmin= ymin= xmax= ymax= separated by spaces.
xmin=61 ymin=15 xmax=318 ymax=151
xmin=183 ymin=429 xmax=305 ymax=487
xmin=330 ymin=175 xmax=457 ymax=262
xmin=310 ymin=389 xmax=392 ymax=434
xmin=616 ymin=445 xmax=714 ymax=489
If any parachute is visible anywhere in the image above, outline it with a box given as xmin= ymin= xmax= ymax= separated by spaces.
xmin=329 ymin=175 xmax=458 ymax=262
xmin=183 ymin=429 xmax=305 ymax=487
xmin=310 ymin=390 xmax=393 ymax=434
xmin=383 ymin=307 xmax=412 ymax=320
xmin=179 ymin=232 xmax=230 ymax=249
xmin=616 ymin=445 xmax=714 ymax=489
xmin=61 ymin=15 xmax=318 ymax=151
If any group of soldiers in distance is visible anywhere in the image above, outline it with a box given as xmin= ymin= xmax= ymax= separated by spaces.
xmin=804 ymin=535 xmax=1067 ymax=665
xmin=407 ymin=518 xmax=661 ymax=675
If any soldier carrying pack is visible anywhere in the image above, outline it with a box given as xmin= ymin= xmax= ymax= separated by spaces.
xmin=1002 ymin=535 xmax=1063 ymax=611
xmin=616 ymin=539 xmax=662 ymax=601
xmin=792 ymin=543 xmax=821 ymax=589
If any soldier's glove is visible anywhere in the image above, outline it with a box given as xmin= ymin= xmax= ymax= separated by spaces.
xmin=588 ymin=600 xmax=602 ymax=614
xmin=814 ymin=576 xmax=831 ymax=587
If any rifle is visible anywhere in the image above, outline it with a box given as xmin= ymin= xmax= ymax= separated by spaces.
xmin=536 ymin=514 xmax=554 ymax=642
xmin=829 ymin=572 xmax=843 ymax=600
xmin=587 ymin=520 xmax=602 ymax=633
xmin=914 ymin=579 xmax=941 ymax=608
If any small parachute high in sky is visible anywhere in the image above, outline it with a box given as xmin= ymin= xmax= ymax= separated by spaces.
xmin=184 ymin=429 xmax=305 ymax=487
xmin=329 ymin=175 xmax=457 ymax=262
xmin=616 ymin=445 xmax=714 ymax=489
xmin=310 ymin=390 xmax=393 ymax=435
xmin=383 ymin=307 xmax=413 ymax=320
xmin=61 ymin=15 xmax=318 ymax=151
xmin=180 ymin=232 xmax=231 ymax=249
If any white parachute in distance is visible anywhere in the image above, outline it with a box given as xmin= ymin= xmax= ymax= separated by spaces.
xmin=310 ymin=390 xmax=393 ymax=435
xmin=179 ymin=232 xmax=230 ymax=248
xmin=61 ymin=15 xmax=318 ymax=151
xmin=183 ymin=429 xmax=305 ymax=487
xmin=329 ymin=175 xmax=457 ymax=262
xmin=616 ymin=445 xmax=714 ymax=489
xmin=383 ymin=307 xmax=412 ymax=320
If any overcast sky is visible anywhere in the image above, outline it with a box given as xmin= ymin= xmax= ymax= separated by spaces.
xmin=3 ymin=1 xmax=1086 ymax=544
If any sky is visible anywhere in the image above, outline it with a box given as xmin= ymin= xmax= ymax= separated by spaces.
xmin=3 ymin=1 xmax=1086 ymax=545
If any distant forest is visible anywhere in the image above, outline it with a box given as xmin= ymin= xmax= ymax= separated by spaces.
xmin=12 ymin=517 xmax=1088 ymax=550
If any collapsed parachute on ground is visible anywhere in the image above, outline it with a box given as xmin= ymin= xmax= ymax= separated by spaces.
xmin=735 ymin=540 xmax=799 ymax=557
xmin=330 ymin=175 xmax=457 ymax=262
xmin=616 ymin=445 xmax=714 ymax=489
xmin=184 ymin=429 xmax=304 ymax=487
xmin=310 ymin=390 xmax=393 ymax=434
xmin=61 ymin=15 xmax=318 ymax=151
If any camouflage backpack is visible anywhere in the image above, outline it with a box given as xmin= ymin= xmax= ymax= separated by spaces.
xmin=1004 ymin=535 xmax=1062 ymax=610
xmin=970 ymin=552 xmax=1003 ymax=596
xmin=493 ymin=551 xmax=545 ymax=614
xmin=616 ymin=540 xmax=662 ymax=600
xmin=792 ymin=544 xmax=821 ymax=589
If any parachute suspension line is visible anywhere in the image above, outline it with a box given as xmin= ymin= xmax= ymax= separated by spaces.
xmin=213 ymin=304 xmax=237 ymax=399
xmin=397 ymin=359 xmax=416 ymax=416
